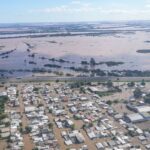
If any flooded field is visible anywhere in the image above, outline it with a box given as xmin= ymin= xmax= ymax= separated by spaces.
xmin=0 ymin=22 xmax=150 ymax=77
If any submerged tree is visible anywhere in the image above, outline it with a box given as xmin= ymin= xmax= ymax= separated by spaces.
xmin=127 ymin=81 xmax=135 ymax=87
xmin=144 ymin=93 xmax=150 ymax=104
xmin=141 ymin=79 xmax=146 ymax=86
xmin=107 ymin=80 xmax=113 ymax=88
xmin=90 ymin=58 xmax=96 ymax=66
xmin=134 ymin=88 xmax=142 ymax=98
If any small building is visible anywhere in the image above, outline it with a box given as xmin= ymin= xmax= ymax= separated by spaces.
xmin=96 ymin=142 xmax=104 ymax=150
xmin=135 ymin=106 xmax=150 ymax=113
xmin=125 ymin=113 xmax=145 ymax=123
xmin=88 ymin=87 xmax=99 ymax=93
xmin=80 ymin=97 xmax=88 ymax=101
xmin=25 ymin=106 xmax=36 ymax=113
xmin=140 ymin=112 xmax=150 ymax=121
xmin=145 ymin=144 xmax=150 ymax=149
xmin=75 ymin=132 xmax=85 ymax=143
xmin=70 ymin=107 xmax=77 ymax=113
xmin=1 ymin=132 xmax=10 ymax=138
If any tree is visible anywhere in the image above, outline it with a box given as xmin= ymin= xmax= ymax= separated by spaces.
xmin=33 ymin=87 xmax=39 ymax=92
xmin=25 ymin=126 xmax=32 ymax=134
xmin=71 ymin=124 xmax=75 ymax=130
xmin=81 ymin=61 xmax=89 ymax=65
xmin=114 ymin=99 xmax=119 ymax=104
xmin=90 ymin=58 xmax=96 ymax=66
xmin=127 ymin=81 xmax=135 ymax=87
xmin=48 ymin=123 xmax=53 ymax=129
xmin=107 ymin=80 xmax=113 ymax=88
xmin=106 ymin=100 xmax=112 ymax=105
xmin=32 ymin=148 xmax=38 ymax=150
xmin=19 ymin=127 xmax=23 ymax=133
xmin=112 ymin=136 xmax=117 ymax=140
xmin=80 ymin=87 xmax=85 ymax=93
xmin=38 ymin=103 xmax=44 ymax=107
xmin=16 ymin=90 xmax=19 ymax=97
xmin=49 ymin=109 xmax=52 ymax=113
xmin=144 ymin=94 xmax=150 ymax=104
xmin=56 ymin=79 xmax=59 ymax=83
xmin=134 ymin=88 xmax=142 ymax=98
xmin=0 ymin=114 xmax=8 ymax=120
xmin=7 ymin=136 xmax=12 ymax=143
xmin=141 ymin=79 xmax=146 ymax=86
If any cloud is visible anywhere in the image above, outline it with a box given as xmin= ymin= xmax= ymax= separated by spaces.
xmin=29 ymin=0 xmax=150 ymax=21
xmin=31 ymin=6 xmax=150 ymax=15
xmin=30 ymin=2 xmax=101 ymax=13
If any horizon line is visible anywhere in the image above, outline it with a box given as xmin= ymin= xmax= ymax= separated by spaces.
xmin=1 ymin=19 xmax=150 ymax=25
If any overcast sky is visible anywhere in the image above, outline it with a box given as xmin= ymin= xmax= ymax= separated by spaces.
xmin=1 ymin=0 xmax=150 ymax=23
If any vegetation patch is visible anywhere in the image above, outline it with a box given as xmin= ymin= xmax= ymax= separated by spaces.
xmin=81 ymin=58 xmax=124 ymax=67
xmin=144 ymin=93 xmax=150 ymax=104
xmin=0 ymin=49 xmax=16 ymax=56
xmin=44 ymin=64 xmax=61 ymax=68
xmin=137 ymin=49 xmax=150 ymax=53
xmin=0 ymin=96 xmax=9 ymax=114
xmin=144 ymin=41 xmax=150 ymax=43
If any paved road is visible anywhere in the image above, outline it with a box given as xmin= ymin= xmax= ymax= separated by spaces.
xmin=1 ymin=76 xmax=150 ymax=83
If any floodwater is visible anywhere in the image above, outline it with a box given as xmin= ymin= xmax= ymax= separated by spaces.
xmin=0 ymin=30 xmax=150 ymax=77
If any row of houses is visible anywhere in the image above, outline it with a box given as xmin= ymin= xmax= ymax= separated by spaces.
xmin=55 ymin=117 xmax=74 ymax=129
xmin=7 ymin=86 xmax=19 ymax=107
xmin=61 ymin=130 xmax=85 ymax=146
xmin=41 ymin=83 xmax=140 ymax=149
xmin=0 ymin=90 xmax=10 ymax=140
xmin=126 ymin=104 xmax=150 ymax=123
xmin=0 ymin=86 xmax=23 ymax=149
xmin=26 ymin=82 xmax=150 ymax=150
xmin=41 ymin=84 xmax=89 ymax=148
xmin=9 ymin=111 xmax=24 ymax=150
xmin=13 ymin=82 xmax=149 ymax=150
xmin=22 ymin=84 xmax=60 ymax=150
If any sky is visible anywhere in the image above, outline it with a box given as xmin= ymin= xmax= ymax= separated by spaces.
xmin=0 ymin=0 xmax=150 ymax=23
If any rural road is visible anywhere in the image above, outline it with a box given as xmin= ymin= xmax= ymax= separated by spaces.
xmin=1 ymin=76 xmax=150 ymax=83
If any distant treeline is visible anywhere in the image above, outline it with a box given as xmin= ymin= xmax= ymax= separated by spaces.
xmin=1 ymin=68 xmax=150 ymax=77
xmin=81 ymin=60 xmax=124 ymax=67
xmin=0 ymin=68 xmax=52 ymax=74
xmin=0 ymin=30 xmax=137 ymax=39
